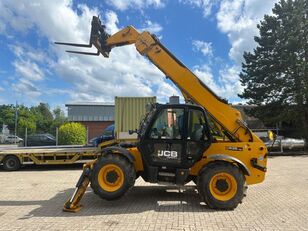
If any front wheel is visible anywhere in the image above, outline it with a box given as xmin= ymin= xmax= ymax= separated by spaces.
xmin=197 ymin=162 xmax=245 ymax=210
xmin=91 ymin=154 xmax=135 ymax=200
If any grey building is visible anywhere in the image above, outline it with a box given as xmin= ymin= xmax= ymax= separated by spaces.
xmin=65 ymin=102 xmax=115 ymax=139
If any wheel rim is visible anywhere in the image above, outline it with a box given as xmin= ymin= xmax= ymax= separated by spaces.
xmin=6 ymin=159 xmax=17 ymax=169
xmin=98 ymin=164 xmax=124 ymax=192
xmin=209 ymin=172 xmax=237 ymax=201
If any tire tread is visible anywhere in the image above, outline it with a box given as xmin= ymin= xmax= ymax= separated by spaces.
xmin=197 ymin=161 xmax=245 ymax=210
xmin=91 ymin=153 xmax=135 ymax=200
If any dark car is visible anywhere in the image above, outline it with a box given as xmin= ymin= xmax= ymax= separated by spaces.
xmin=26 ymin=133 xmax=56 ymax=146
xmin=89 ymin=124 xmax=115 ymax=147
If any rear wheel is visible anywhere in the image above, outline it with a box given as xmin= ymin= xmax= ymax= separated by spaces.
xmin=91 ymin=154 xmax=135 ymax=200
xmin=3 ymin=155 xmax=21 ymax=171
xmin=197 ymin=162 xmax=245 ymax=210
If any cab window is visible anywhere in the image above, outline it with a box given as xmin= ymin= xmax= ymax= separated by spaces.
xmin=187 ymin=109 xmax=209 ymax=141
xmin=149 ymin=108 xmax=184 ymax=140
xmin=207 ymin=115 xmax=230 ymax=142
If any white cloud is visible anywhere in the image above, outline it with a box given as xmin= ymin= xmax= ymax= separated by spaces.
xmin=0 ymin=0 xmax=179 ymax=104
xmin=10 ymin=45 xmax=24 ymax=58
xmin=193 ymin=64 xmax=242 ymax=101
xmin=8 ymin=44 xmax=48 ymax=100
xmin=13 ymin=59 xmax=44 ymax=81
xmin=0 ymin=44 xmax=46 ymax=103
xmin=0 ymin=1 xmax=99 ymax=43
xmin=0 ymin=1 xmax=34 ymax=34
xmin=140 ymin=20 xmax=163 ymax=34
xmin=180 ymin=0 xmax=278 ymax=64
xmin=12 ymin=79 xmax=41 ymax=98
xmin=216 ymin=0 xmax=278 ymax=63
xmin=105 ymin=0 xmax=165 ymax=11
xmin=218 ymin=65 xmax=243 ymax=99
xmin=180 ymin=0 xmax=278 ymax=100
xmin=193 ymin=65 xmax=221 ymax=95
xmin=104 ymin=10 xmax=119 ymax=34
xmin=3 ymin=0 xmax=277 ymax=103
xmin=192 ymin=40 xmax=213 ymax=57
xmin=156 ymin=81 xmax=181 ymax=102
xmin=0 ymin=20 xmax=6 ymax=34
xmin=179 ymin=0 xmax=214 ymax=16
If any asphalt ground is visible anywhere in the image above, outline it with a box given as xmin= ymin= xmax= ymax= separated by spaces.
xmin=0 ymin=156 xmax=308 ymax=231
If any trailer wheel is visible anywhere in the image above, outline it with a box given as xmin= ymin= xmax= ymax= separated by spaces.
xmin=3 ymin=155 xmax=21 ymax=171
xmin=197 ymin=162 xmax=245 ymax=210
xmin=91 ymin=154 xmax=135 ymax=200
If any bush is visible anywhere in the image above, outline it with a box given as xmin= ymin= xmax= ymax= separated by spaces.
xmin=58 ymin=122 xmax=86 ymax=145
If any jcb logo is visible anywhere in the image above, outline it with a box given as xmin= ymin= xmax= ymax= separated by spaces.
xmin=157 ymin=150 xmax=178 ymax=159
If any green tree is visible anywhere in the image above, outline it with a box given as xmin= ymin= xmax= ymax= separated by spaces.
xmin=239 ymin=0 xmax=308 ymax=141
xmin=0 ymin=104 xmax=37 ymax=137
xmin=0 ymin=103 xmax=67 ymax=137
xmin=30 ymin=103 xmax=53 ymax=133
xmin=0 ymin=105 xmax=15 ymax=131
xmin=16 ymin=105 xmax=37 ymax=136
xmin=58 ymin=122 xmax=86 ymax=145
xmin=50 ymin=107 xmax=67 ymax=133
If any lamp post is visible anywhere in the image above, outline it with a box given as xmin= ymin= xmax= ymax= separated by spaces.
xmin=14 ymin=101 xmax=18 ymax=145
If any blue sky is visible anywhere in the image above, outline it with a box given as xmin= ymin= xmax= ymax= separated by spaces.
xmin=0 ymin=0 xmax=278 ymax=109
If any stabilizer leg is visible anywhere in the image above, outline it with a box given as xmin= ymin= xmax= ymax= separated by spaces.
xmin=63 ymin=164 xmax=92 ymax=212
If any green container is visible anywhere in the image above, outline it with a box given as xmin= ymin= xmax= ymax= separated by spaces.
xmin=115 ymin=97 xmax=156 ymax=140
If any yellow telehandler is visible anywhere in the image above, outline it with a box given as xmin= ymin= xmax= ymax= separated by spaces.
xmin=56 ymin=16 xmax=267 ymax=212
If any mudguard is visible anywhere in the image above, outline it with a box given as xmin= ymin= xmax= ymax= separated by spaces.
xmin=100 ymin=146 xmax=135 ymax=164
xmin=207 ymin=154 xmax=251 ymax=176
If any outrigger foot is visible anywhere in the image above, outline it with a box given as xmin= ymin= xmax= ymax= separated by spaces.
xmin=63 ymin=163 xmax=93 ymax=212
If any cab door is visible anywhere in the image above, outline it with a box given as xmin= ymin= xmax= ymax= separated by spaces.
xmin=139 ymin=105 xmax=211 ymax=169
xmin=139 ymin=106 xmax=186 ymax=167
xmin=185 ymin=108 xmax=211 ymax=163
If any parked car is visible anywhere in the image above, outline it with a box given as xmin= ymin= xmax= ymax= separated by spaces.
xmin=4 ymin=135 xmax=23 ymax=145
xmin=26 ymin=133 xmax=56 ymax=146
xmin=89 ymin=124 xmax=115 ymax=147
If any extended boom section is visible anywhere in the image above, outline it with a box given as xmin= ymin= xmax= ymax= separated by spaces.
xmin=56 ymin=16 xmax=257 ymax=142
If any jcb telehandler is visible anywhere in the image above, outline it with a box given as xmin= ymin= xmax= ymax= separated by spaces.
xmin=56 ymin=16 xmax=267 ymax=212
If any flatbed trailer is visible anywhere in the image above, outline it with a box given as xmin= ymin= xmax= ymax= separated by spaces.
xmin=0 ymin=140 xmax=117 ymax=171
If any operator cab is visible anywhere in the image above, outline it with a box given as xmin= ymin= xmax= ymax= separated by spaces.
xmin=138 ymin=103 xmax=212 ymax=184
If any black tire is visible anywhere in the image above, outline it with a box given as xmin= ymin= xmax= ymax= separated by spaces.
xmin=3 ymin=155 xmax=21 ymax=171
xmin=197 ymin=161 xmax=245 ymax=210
xmin=91 ymin=154 xmax=135 ymax=200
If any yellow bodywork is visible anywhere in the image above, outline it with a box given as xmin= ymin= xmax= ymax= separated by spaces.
xmin=127 ymin=140 xmax=267 ymax=186
xmin=58 ymin=16 xmax=268 ymax=212
xmin=101 ymin=24 xmax=268 ymax=186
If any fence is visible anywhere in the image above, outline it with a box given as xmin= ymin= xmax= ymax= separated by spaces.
xmin=0 ymin=127 xmax=90 ymax=147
